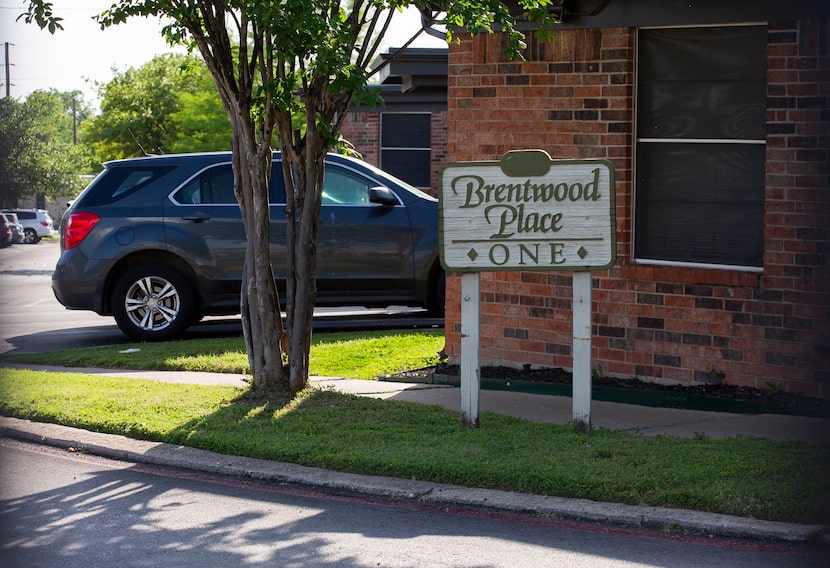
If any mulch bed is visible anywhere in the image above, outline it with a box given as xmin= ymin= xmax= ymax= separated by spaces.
xmin=388 ymin=363 xmax=830 ymax=416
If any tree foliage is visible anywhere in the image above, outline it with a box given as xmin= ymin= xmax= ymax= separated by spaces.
xmin=22 ymin=0 xmax=557 ymax=392
xmin=169 ymin=62 xmax=233 ymax=153
xmin=82 ymin=54 xmax=232 ymax=164
xmin=0 ymin=90 xmax=91 ymax=208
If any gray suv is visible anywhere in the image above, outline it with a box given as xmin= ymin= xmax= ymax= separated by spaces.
xmin=53 ymin=152 xmax=444 ymax=341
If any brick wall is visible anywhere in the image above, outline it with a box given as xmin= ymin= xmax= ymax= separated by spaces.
xmin=340 ymin=112 xmax=380 ymax=166
xmin=443 ymin=22 xmax=830 ymax=397
xmin=339 ymin=109 xmax=449 ymax=196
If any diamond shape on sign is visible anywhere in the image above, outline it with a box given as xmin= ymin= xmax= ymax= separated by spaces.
xmin=467 ymin=248 xmax=478 ymax=261
xmin=577 ymin=246 xmax=588 ymax=259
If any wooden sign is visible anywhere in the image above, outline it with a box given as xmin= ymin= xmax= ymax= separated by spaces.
xmin=439 ymin=150 xmax=617 ymax=431
xmin=439 ymin=150 xmax=616 ymax=272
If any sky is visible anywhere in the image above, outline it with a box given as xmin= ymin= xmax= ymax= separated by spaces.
xmin=0 ymin=0 xmax=445 ymax=105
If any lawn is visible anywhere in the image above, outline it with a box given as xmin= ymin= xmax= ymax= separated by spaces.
xmin=1 ymin=329 xmax=829 ymax=525
xmin=2 ymin=329 xmax=446 ymax=380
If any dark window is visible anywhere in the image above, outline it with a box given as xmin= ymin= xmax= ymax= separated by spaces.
xmin=174 ymin=163 xmax=287 ymax=205
xmin=635 ymin=26 xmax=766 ymax=268
xmin=83 ymin=166 xmax=176 ymax=207
xmin=381 ymin=113 xmax=431 ymax=189
xmin=8 ymin=211 xmax=35 ymax=220
xmin=175 ymin=165 xmax=235 ymax=204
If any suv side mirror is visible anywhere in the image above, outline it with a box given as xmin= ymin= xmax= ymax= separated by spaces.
xmin=369 ymin=186 xmax=398 ymax=207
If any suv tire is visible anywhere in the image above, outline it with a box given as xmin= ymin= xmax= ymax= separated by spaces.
xmin=112 ymin=264 xmax=196 ymax=341
xmin=23 ymin=228 xmax=40 ymax=244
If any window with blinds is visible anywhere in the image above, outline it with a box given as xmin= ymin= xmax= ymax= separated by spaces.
xmin=634 ymin=25 xmax=767 ymax=268
xmin=380 ymin=113 xmax=431 ymax=190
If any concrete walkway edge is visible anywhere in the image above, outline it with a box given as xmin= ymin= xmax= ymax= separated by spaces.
xmin=1 ymin=415 xmax=825 ymax=544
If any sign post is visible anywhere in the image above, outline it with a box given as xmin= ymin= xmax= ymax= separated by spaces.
xmin=460 ymin=272 xmax=481 ymax=428
xmin=439 ymin=150 xmax=616 ymax=430
xmin=572 ymin=271 xmax=593 ymax=432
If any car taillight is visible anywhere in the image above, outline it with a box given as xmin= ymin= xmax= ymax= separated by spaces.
xmin=64 ymin=212 xmax=100 ymax=249
xmin=40 ymin=221 xmax=49 ymax=227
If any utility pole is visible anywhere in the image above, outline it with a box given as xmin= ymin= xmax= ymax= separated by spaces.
xmin=72 ymin=96 xmax=77 ymax=144
xmin=4 ymin=42 xmax=10 ymax=98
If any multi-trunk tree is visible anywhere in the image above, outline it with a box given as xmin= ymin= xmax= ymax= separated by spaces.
xmin=22 ymin=0 xmax=556 ymax=391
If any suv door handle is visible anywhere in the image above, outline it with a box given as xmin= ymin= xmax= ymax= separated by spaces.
xmin=182 ymin=213 xmax=211 ymax=222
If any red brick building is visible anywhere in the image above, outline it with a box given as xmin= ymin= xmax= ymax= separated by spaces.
xmin=440 ymin=1 xmax=830 ymax=397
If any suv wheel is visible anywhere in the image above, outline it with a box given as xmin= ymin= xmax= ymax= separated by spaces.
xmin=23 ymin=228 xmax=40 ymax=244
xmin=112 ymin=264 xmax=196 ymax=341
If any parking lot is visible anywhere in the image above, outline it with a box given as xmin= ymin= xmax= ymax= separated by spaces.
xmin=0 ymin=240 xmax=442 ymax=355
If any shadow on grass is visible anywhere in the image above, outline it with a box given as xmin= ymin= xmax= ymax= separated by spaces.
xmin=158 ymin=384 xmax=830 ymax=525
xmin=1 ymin=368 xmax=827 ymax=524
xmin=0 ymin=328 xmax=444 ymax=379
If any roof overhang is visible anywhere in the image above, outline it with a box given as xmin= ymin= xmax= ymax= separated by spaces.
xmin=519 ymin=0 xmax=830 ymax=29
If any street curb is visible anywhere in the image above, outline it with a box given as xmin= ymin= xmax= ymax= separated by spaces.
xmin=2 ymin=416 xmax=826 ymax=544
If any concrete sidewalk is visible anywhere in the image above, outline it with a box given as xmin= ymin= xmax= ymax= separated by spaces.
xmin=1 ymin=363 xmax=829 ymax=543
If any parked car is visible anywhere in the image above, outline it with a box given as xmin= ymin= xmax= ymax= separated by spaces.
xmin=1 ymin=208 xmax=54 ymax=244
xmin=3 ymin=211 xmax=24 ymax=244
xmin=53 ymin=152 xmax=444 ymax=341
xmin=0 ymin=214 xmax=12 ymax=248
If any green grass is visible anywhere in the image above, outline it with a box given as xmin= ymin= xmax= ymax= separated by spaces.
xmin=3 ymin=329 xmax=445 ymax=380
xmin=1 ymin=328 xmax=829 ymax=524
xmin=1 ymin=368 xmax=828 ymax=524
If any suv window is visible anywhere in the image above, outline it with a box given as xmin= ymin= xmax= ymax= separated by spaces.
xmin=84 ymin=166 xmax=176 ymax=206
xmin=175 ymin=165 xmax=235 ymax=204
xmin=321 ymin=168 xmax=394 ymax=206
xmin=172 ymin=163 xmax=288 ymax=205
xmin=322 ymin=168 xmax=371 ymax=205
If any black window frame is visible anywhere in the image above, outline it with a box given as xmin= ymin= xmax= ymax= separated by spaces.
xmin=633 ymin=24 xmax=767 ymax=270
xmin=380 ymin=112 xmax=432 ymax=190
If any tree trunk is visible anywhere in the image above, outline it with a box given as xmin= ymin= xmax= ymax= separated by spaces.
xmin=286 ymin=160 xmax=321 ymax=392
xmin=281 ymin=119 xmax=329 ymax=392
xmin=229 ymin=110 xmax=287 ymax=391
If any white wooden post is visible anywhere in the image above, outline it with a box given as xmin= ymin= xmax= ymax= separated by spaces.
xmin=572 ymin=271 xmax=592 ymax=432
xmin=460 ymin=272 xmax=481 ymax=428
xmin=441 ymin=153 xmax=614 ymax=431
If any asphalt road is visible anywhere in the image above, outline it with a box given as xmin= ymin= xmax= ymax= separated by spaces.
xmin=2 ymin=438 xmax=822 ymax=568
xmin=0 ymin=239 xmax=442 ymax=355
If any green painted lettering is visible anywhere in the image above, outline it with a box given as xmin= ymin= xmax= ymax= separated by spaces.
xmin=455 ymin=175 xmax=485 ymax=208
xmin=550 ymin=242 xmax=566 ymax=264
xmin=584 ymin=168 xmax=601 ymax=201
